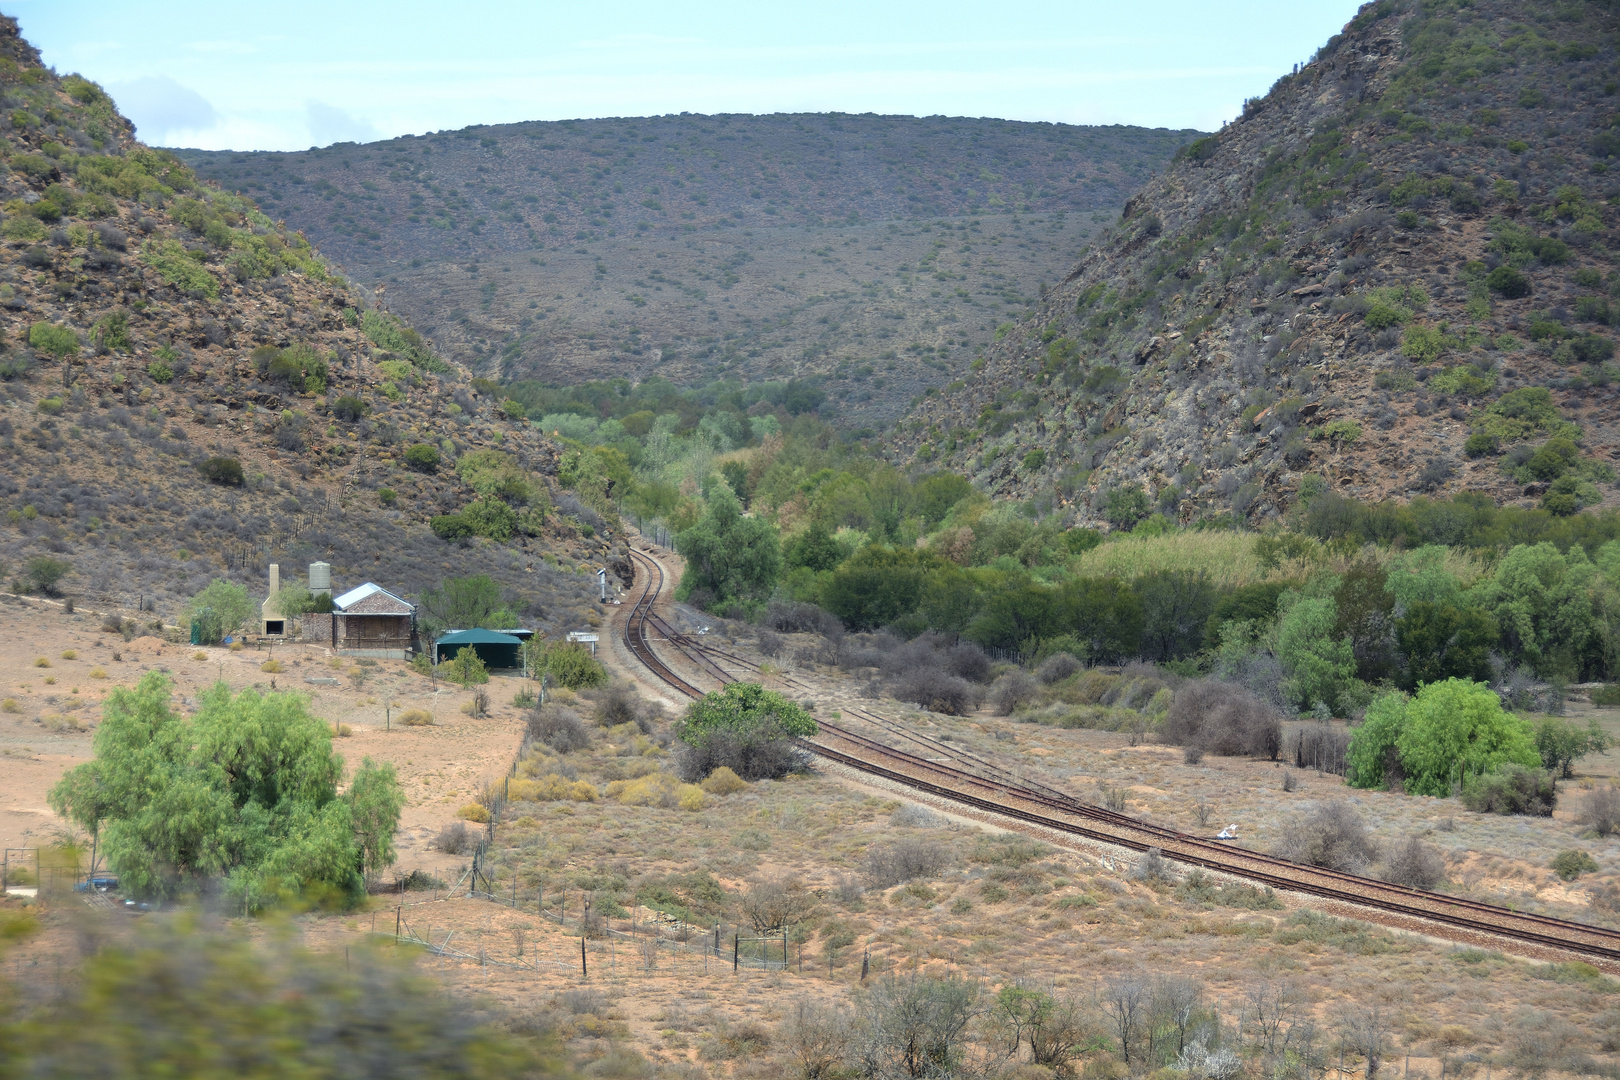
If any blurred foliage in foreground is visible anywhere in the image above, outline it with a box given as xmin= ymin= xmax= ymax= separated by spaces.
xmin=0 ymin=915 xmax=569 ymax=1078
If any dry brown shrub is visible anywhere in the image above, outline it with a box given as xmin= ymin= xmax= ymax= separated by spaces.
xmin=1162 ymin=680 xmax=1281 ymax=759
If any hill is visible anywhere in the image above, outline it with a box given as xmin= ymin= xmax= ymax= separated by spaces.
xmin=899 ymin=0 xmax=1620 ymax=528
xmin=0 ymin=17 xmax=607 ymax=632
xmin=174 ymin=116 xmax=1197 ymax=425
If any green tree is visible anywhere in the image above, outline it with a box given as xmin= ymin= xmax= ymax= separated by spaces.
xmin=24 ymin=555 xmax=70 ymax=595
xmin=187 ymin=579 xmax=253 ymax=643
xmin=784 ymin=520 xmax=843 ymax=573
xmin=1472 ymin=542 xmax=1602 ymax=678
xmin=1403 ymin=679 xmax=1540 ymax=796
xmin=1345 ymin=690 xmax=1408 ymax=790
xmin=1334 ymin=558 xmax=1397 ymax=683
xmin=441 ymin=647 xmax=489 ymax=687
xmin=1136 ymin=570 xmax=1215 ymax=663
xmin=1104 ymin=486 xmax=1151 ymax=530
xmin=822 ymin=544 xmax=943 ymax=631
xmin=674 ymin=486 xmax=782 ymax=613
xmin=418 ymin=575 xmax=516 ymax=637
xmin=1533 ymin=716 xmax=1613 ymax=779
xmin=1385 ymin=545 xmax=1464 ymax=610
xmin=1395 ymin=602 xmax=1497 ymax=688
xmin=48 ymin=673 xmax=402 ymax=906
xmin=1276 ymin=595 xmax=1357 ymax=712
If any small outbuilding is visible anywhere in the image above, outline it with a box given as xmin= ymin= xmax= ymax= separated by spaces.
xmin=433 ymin=628 xmax=524 ymax=669
xmin=331 ymin=582 xmax=416 ymax=659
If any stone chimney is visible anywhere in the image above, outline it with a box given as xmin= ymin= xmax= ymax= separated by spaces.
xmin=268 ymin=563 xmax=280 ymax=597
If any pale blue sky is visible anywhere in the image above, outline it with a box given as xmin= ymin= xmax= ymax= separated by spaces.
xmin=13 ymin=2 xmax=1366 ymax=151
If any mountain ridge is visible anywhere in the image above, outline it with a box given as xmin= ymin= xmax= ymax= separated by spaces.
xmin=173 ymin=114 xmax=1197 ymax=423
xmin=897 ymin=0 xmax=1620 ymax=529
xmin=0 ymin=16 xmax=606 ymax=631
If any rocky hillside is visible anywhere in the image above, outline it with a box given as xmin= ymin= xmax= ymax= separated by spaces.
xmin=0 ymin=17 xmax=609 ymax=631
xmin=174 ymin=117 xmax=1195 ymax=424
xmin=900 ymin=0 xmax=1620 ymax=527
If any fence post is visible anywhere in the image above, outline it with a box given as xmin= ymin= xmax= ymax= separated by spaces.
xmin=580 ymin=936 xmax=587 ymax=979
xmin=395 ymin=905 xmax=401 ymax=943
xmin=733 ymin=935 xmax=739 ymax=973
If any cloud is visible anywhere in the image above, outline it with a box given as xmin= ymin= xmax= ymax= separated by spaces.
xmin=105 ymin=75 xmax=218 ymax=143
xmin=305 ymin=101 xmax=380 ymax=147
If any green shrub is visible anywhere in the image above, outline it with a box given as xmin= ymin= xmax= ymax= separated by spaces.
xmin=1464 ymin=432 xmax=1499 ymax=458
xmin=377 ymin=487 xmax=397 ymax=506
xmin=27 ymin=321 xmax=76 ymax=361
xmin=441 ymin=646 xmax=489 ymax=687
xmin=146 ymin=359 xmax=174 ymax=383
xmin=404 ymin=443 xmax=441 ymax=472
xmin=1486 ymin=265 xmax=1532 ymax=298
xmin=1021 ymin=447 xmax=1047 ymax=471
xmin=140 ymin=239 xmax=219 ymax=299
xmin=1592 ymin=685 xmax=1620 ymax=707
xmin=1551 ymin=849 xmax=1599 ymax=880
xmin=196 ymin=456 xmax=244 ymax=486
xmin=1460 ymin=763 xmax=1557 ymax=816
xmin=330 ymin=394 xmax=367 ymax=421
xmin=534 ymin=641 xmax=607 ymax=690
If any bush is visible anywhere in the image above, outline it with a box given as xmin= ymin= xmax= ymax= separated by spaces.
xmin=1162 ymin=680 xmax=1281 ymax=759
xmin=536 ymin=641 xmax=608 ymax=690
xmin=1551 ymin=849 xmax=1600 ymax=881
xmin=528 ymin=704 xmax=590 ymax=753
xmin=1272 ymin=800 xmax=1378 ymax=873
xmin=331 ymin=394 xmax=368 ymax=421
xmin=25 ymin=556 xmax=70 ymax=595
xmin=944 ymin=642 xmax=990 ymax=683
xmin=1130 ymin=847 xmax=1178 ymax=883
xmin=457 ymin=803 xmax=490 ymax=824
xmin=146 ymin=359 xmax=174 ymax=383
xmin=1487 ymin=265 xmax=1532 ymax=298
xmin=404 ymin=443 xmax=441 ymax=472
xmin=674 ymin=682 xmax=815 ymax=781
xmin=891 ymin=667 xmax=976 ymax=715
xmin=399 ymin=709 xmax=433 ymax=726
xmin=28 ymin=320 xmax=76 ymax=361
xmin=196 ymin=456 xmax=244 ymax=486
xmin=1579 ymin=785 xmax=1620 ymax=837
xmin=1461 ymin=764 xmax=1557 ymax=815
xmin=1036 ymin=652 xmax=1082 ymax=684
xmin=862 ymin=837 xmax=952 ymax=888
xmin=441 ymin=646 xmax=489 ymax=687
xmin=593 ymin=683 xmax=643 ymax=728
xmin=432 ymin=821 xmax=470 ymax=854
xmin=700 ymin=765 xmax=749 ymax=795
xmin=988 ymin=671 xmax=1038 ymax=715
xmin=1382 ymin=836 xmax=1445 ymax=889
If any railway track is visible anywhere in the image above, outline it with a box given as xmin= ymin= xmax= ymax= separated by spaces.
xmin=621 ymin=545 xmax=1620 ymax=965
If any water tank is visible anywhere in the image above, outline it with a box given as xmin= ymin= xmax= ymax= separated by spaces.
xmin=309 ymin=561 xmax=332 ymax=596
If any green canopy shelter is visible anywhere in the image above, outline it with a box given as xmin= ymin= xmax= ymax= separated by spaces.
xmin=433 ymin=628 xmax=523 ymax=669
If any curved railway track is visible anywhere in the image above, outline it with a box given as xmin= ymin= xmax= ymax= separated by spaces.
xmin=621 ymin=545 xmax=1620 ymax=965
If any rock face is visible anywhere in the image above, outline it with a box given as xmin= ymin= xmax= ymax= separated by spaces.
xmin=0 ymin=16 xmax=603 ymax=629
xmin=899 ymin=0 xmax=1620 ymax=527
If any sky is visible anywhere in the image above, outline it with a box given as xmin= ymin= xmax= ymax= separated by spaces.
xmin=14 ymin=1 xmax=1367 ymax=152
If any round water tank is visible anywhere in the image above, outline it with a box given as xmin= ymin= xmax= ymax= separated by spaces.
xmin=309 ymin=561 xmax=332 ymax=594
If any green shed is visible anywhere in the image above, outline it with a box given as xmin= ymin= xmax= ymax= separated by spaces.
xmin=433 ymin=628 xmax=524 ymax=669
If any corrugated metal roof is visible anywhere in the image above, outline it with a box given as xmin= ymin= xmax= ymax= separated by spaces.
xmin=333 ymin=582 xmax=414 ymax=614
